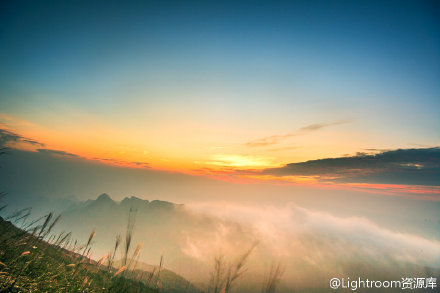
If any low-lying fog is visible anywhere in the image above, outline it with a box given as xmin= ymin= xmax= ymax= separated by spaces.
xmin=6 ymin=194 xmax=437 ymax=292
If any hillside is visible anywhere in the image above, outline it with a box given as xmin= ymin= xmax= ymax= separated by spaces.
xmin=4 ymin=194 xmax=439 ymax=293
xmin=114 ymin=260 xmax=201 ymax=293
xmin=54 ymin=194 xmax=440 ymax=293
xmin=0 ymin=215 xmax=157 ymax=292
xmin=56 ymin=194 xmax=247 ymax=284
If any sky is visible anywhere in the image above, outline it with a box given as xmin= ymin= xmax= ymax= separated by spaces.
xmin=0 ymin=0 xmax=439 ymax=198
xmin=1 ymin=3 xmax=440 ymax=283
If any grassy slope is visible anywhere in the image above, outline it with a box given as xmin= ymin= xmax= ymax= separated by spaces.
xmin=114 ymin=260 xmax=202 ymax=293
xmin=0 ymin=216 xmax=157 ymax=292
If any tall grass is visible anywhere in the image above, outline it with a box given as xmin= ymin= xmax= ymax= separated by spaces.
xmin=0 ymin=191 xmax=278 ymax=293
xmin=0 ymin=199 xmax=155 ymax=292
xmin=261 ymin=261 xmax=285 ymax=293
xmin=208 ymin=242 xmax=258 ymax=293
xmin=108 ymin=234 xmax=121 ymax=272
xmin=124 ymin=207 xmax=137 ymax=266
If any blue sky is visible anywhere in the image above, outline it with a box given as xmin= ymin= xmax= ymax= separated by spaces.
xmin=0 ymin=0 xmax=439 ymax=172
xmin=2 ymin=3 xmax=440 ymax=282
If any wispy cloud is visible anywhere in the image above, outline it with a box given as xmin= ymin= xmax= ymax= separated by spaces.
xmin=96 ymin=157 xmax=150 ymax=168
xmin=245 ymin=119 xmax=352 ymax=147
xmin=0 ymin=127 xmax=150 ymax=168
xmin=0 ymin=128 xmax=82 ymax=159
xmin=37 ymin=148 xmax=79 ymax=158
xmin=0 ymin=128 xmax=45 ymax=148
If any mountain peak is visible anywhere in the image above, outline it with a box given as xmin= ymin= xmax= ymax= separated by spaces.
xmin=120 ymin=196 xmax=148 ymax=205
xmin=149 ymin=200 xmax=175 ymax=210
xmin=96 ymin=193 xmax=113 ymax=202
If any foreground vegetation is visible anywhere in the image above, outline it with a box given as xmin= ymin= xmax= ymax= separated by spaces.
xmin=0 ymin=151 xmax=282 ymax=292
xmin=0 ymin=209 xmax=157 ymax=292
xmin=0 ymin=204 xmax=283 ymax=293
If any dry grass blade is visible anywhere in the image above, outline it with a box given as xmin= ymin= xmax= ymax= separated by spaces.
xmin=6 ymin=207 xmax=32 ymax=224
xmin=133 ymin=243 xmax=143 ymax=257
xmin=123 ymin=208 xmax=137 ymax=266
xmin=38 ymin=212 xmax=53 ymax=238
xmin=155 ymin=255 xmax=163 ymax=288
xmin=87 ymin=230 xmax=96 ymax=247
xmin=97 ymin=253 xmax=109 ymax=265
xmin=82 ymin=230 xmax=95 ymax=257
xmin=113 ymin=265 xmax=127 ymax=278
xmin=57 ymin=232 xmax=71 ymax=247
xmin=108 ymin=234 xmax=121 ymax=272
xmin=0 ymin=202 xmax=157 ymax=292
xmin=210 ymin=255 xmax=225 ymax=293
xmin=261 ymin=261 xmax=285 ymax=293
xmin=223 ymin=241 xmax=258 ymax=293
xmin=23 ymin=215 xmax=46 ymax=231
xmin=43 ymin=214 xmax=61 ymax=239
xmin=127 ymin=243 xmax=143 ymax=270
xmin=146 ymin=267 xmax=157 ymax=286
xmin=13 ymin=208 xmax=32 ymax=225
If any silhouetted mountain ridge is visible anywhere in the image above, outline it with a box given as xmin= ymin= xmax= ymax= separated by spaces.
xmin=51 ymin=193 xmax=440 ymax=293
xmin=96 ymin=192 xmax=113 ymax=202
xmin=54 ymin=194 xmax=236 ymax=286
xmin=86 ymin=193 xmax=179 ymax=211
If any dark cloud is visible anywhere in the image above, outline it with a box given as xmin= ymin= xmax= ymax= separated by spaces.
xmin=37 ymin=149 xmax=79 ymax=158
xmin=246 ymin=119 xmax=352 ymax=147
xmin=23 ymin=139 xmax=43 ymax=146
xmin=264 ymin=147 xmax=440 ymax=186
xmin=133 ymin=162 xmax=150 ymax=168
xmin=0 ymin=129 xmax=45 ymax=147
xmin=0 ymin=129 xmax=85 ymax=158
xmin=363 ymin=148 xmax=391 ymax=152
xmin=94 ymin=157 xmax=150 ymax=168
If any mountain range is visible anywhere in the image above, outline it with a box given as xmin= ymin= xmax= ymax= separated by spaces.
xmin=5 ymin=193 xmax=439 ymax=292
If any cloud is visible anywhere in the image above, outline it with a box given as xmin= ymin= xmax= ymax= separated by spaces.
xmin=0 ymin=129 xmax=78 ymax=159
xmin=298 ymin=120 xmax=351 ymax=132
xmin=246 ymin=119 xmax=352 ymax=147
xmin=37 ymin=148 xmax=79 ymax=158
xmin=0 ymin=127 xmax=91 ymax=161
xmin=263 ymin=147 xmax=440 ymax=186
xmin=0 ymin=128 xmax=149 ymax=168
xmin=192 ymin=201 xmax=440 ymax=263
xmin=94 ymin=157 xmax=150 ymax=168
xmin=186 ymin=201 xmax=440 ymax=288
xmin=0 ymin=128 xmax=45 ymax=148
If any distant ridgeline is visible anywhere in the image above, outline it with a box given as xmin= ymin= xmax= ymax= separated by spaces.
xmin=0 ymin=193 xmax=202 ymax=293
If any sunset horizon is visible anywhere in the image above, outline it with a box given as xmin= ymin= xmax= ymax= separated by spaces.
xmin=1 ymin=1 xmax=439 ymax=292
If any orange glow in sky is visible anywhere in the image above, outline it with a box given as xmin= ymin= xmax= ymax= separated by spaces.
xmin=1 ymin=110 xmax=439 ymax=200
